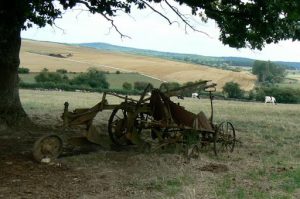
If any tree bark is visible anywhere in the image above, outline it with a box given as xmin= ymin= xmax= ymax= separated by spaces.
xmin=0 ymin=10 xmax=28 ymax=126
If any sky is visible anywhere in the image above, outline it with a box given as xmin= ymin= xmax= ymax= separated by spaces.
xmin=21 ymin=3 xmax=300 ymax=62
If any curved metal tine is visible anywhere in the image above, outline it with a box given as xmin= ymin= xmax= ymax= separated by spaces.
xmin=121 ymin=109 xmax=127 ymax=117
xmin=113 ymin=114 xmax=122 ymax=120
xmin=111 ymin=122 xmax=127 ymax=138
xmin=136 ymin=83 xmax=152 ymax=107
xmin=111 ymin=109 xmax=126 ymax=123
xmin=110 ymin=119 xmax=121 ymax=126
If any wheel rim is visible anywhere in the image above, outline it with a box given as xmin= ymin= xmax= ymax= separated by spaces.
xmin=108 ymin=106 xmax=130 ymax=146
xmin=33 ymin=134 xmax=63 ymax=162
xmin=214 ymin=122 xmax=235 ymax=155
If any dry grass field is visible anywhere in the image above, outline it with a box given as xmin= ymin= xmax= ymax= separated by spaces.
xmin=20 ymin=40 xmax=256 ymax=91
xmin=1 ymin=89 xmax=300 ymax=199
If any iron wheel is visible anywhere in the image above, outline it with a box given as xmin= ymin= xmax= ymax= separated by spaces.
xmin=213 ymin=121 xmax=235 ymax=156
xmin=32 ymin=134 xmax=63 ymax=162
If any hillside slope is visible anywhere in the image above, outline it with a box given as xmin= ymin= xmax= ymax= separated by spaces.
xmin=20 ymin=39 xmax=256 ymax=91
xmin=80 ymin=42 xmax=300 ymax=69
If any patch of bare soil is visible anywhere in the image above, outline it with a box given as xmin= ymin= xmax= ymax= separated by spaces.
xmin=0 ymin=155 xmax=94 ymax=198
xmin=0 ymin=128 xmax=102 ymax=199
xmin=0 ymin=123 xmax=223 ymax=199
xmin=199 ymin=163 xmax=229 ymax=173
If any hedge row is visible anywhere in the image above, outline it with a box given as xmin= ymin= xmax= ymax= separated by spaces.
xmin=254 ymin=86 xmax=300 ymax=104
xmin=19 ymin=82 xmax=142 ymax=95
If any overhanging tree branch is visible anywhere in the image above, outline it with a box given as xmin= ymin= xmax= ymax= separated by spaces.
xmin=76 ymin=0 xmax=210 ymax=39
xmin=100 ymin=13 xmax=132 ymax=39
xmin=77 ymin=0 xmax=131 ymax=39
xmin=164 ymin=0 xmax=210 ymax=37
xmin=139 ymin=0 xmax=175 ymax=25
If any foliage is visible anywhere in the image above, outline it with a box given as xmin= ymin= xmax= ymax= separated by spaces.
xmin=247 ymin=90 xmax=255 ymax=101
xmin=34 ymin=68 xmax=109 ymax=89
xmin=18 ymin=67 xmax=30 ymax=74
xmin=159 ymin=82 xmax=181 ymax=92
xmin=20 ymin=72 xmax=163 ymax=90
xmin=35 ymin=70 xmax=68 ymax=84
xmin=252 ymin=61 xmax=286 ymax=83
xmin=180 ymin=81 xmax=195 ymax=97
xmin=134 ymin=81 xmax=153 ymax=91
xmin=56 ymin=69 xmax=68 ymax=74
xmin=19 ymin=82 xmax=142 ymax=95
xmin=12 ymin=1 xmax=300 ymax=50
xmin=122 ymin=82 xmax=132 ymax=90
xmin=116 ymin=70 xmax=121 ymax=74
xmin=254 ymin=86 xmax=300 ymax=104
xmin=70 ymin=69 xmax=109 ymax=89
xmin=223 ymin=82 xmax=244 ymax=99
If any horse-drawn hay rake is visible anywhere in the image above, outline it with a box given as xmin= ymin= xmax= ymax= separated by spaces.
xmin=33 ymin=80 xmax=236 ymax=162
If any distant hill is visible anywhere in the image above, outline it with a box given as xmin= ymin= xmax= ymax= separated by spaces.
xmin=77 ymin=42 xmax=300 ymax=70
xmin=20 ymin=39 xmax=256 ymax=91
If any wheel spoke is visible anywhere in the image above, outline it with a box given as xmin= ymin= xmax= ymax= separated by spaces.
xmin=108 ymin=106 xmax=131 ymax=146
xmin=214 ymin=121 xmax=236 ymax=155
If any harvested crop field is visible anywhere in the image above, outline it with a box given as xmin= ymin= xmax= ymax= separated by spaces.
xmin=20 ymin=40 xmax=256 ymax=91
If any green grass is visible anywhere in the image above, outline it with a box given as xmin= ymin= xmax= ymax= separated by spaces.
xmin=127 ymin=175 xmax=192 ymax=197
xmin=286 ymin=70 xmax=300 ymax=80
xmin=19 ymin=72 xmax=163 ymax=89
xmin=276 ymin=71 xmax=300 ymax=89
xmin=19 ymin=73 xmax=37 ymax=84
xmin=277 ymin=79 xmax=300 ymax=89
xmin=105 ymin=73 xmax=162 ymax=89
xmin=19 ymin=90 xmax=300 ymax=198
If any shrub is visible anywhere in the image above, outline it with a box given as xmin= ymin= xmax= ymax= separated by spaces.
xmin=159 ymin=82 xmax=180 ymax=92
xmin=223 ymin=81 xmax=244 ymax=99
xmin=116 ymin=70 xmax=121 ymax=74
xmin=122 ymin=82 xmax=132 ymax=90
xmin=35 ymin=71 xmax=66 ymax=83
xmin=134 ymin=81 xmax=153 ymax=91
xmin=19 ymin=82 xmax=143 ymax=95
xmin=247 ymin=90 xmax=255 ymax=100
xmin=255 ymin=86 xmax=300 ymax=103
xmin=56 ymin=69 xmax=68 ymax=74
xmin=18 ymin=67 xmax=30 ymax=74
xmin=70 ymin=68 xmax=109 ymax=89
xmin=254 ymin=87 xmax=266 ymax=101
xmin=42 ymin=68 xmax=49 ymax=72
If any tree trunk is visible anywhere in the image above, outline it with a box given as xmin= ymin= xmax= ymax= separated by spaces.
xmin=0 ymin=15 xmax=28 ymax=126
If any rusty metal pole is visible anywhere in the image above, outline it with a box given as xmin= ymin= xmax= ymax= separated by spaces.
xmin=63 ymin=102 xmax=69 ymax=128
xmin=209 ymin=91 xmax=214 ymax=125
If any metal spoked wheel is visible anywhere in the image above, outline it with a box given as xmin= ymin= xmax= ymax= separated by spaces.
xmin=213 ymin=121 xmax=235 ymax=156
xmin=108 ymin=106 xmax=130 ymax=146
xmin=32 ymin=134 xmax=63 ymax=162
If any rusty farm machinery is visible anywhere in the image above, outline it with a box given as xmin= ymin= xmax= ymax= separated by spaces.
xmin=32 ymin=80 xmax=236 ymax=162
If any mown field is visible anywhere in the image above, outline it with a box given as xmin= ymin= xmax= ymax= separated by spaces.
xmin=19 ymin=72 xmax=163 ymax=89
xmin=278 ymin=71 xmax=300 ymax=89
xmin=20 ymin=39 xmax=256 ymax=91
xmin=2 ymin=89 xmax=299 ymax=199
